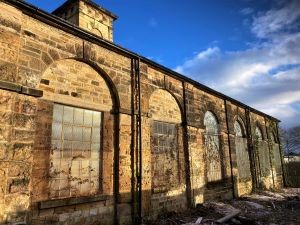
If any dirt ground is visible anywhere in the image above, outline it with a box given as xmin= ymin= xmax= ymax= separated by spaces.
xmin=143 ymin=188 xmax=300 ymax=225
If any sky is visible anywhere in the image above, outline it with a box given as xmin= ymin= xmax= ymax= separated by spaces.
xmin=26 ymin=0 xmax=300 ymax=128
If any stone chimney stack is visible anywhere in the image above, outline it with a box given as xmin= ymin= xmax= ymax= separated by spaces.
xmin=52 ymin=0 xmax=117 ymax=42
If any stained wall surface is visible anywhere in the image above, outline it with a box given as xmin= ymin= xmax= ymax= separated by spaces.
xmin=0 ymin=1 xmax=284 ymax=224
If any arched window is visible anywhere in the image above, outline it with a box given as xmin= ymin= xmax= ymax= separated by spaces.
xmin=149 ymin=89 xmax=182 ymax=192
xmin=255 ymin=126 xmax=263 ymax=141
xmin=270 ymin=132 xmax=277 ymax=143
xmin=34 ymin=59 xmax=114 ymax=201
xmin=234 ymin=119 xmax=252 ymax=183
xmin=204 ymin=111 xmax=221 ymax=182
xmin=204 ymin=111 xmax=219 ymax=134
xmin=234 ymin=120 xmax=244 ymax=137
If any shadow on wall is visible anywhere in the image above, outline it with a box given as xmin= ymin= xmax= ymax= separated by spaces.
xmin=285 ymin=161 xmax=300 ymax=187
xmin=1 ymin=182 xmax=234 ymax=225
xmin=0 ymin=207 xmax=28 ymax=225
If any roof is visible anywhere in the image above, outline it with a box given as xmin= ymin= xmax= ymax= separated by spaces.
xmin=3 ymin=0 xmax=280 ymax=123
xmin=52 ymin=0 xmax=118 ymax=20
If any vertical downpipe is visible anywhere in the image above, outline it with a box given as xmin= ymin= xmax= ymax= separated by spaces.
xmin=224 ymin=100 xmax=235 ymax=198
xmin=135 ymin=58 xmax=143 ymax=224
xmin=182 ymin=82 xmax=192 ymax=207
xmin=130 ymin=58 xmax=137 ymax=224
xmin=138 ymin=58 xmax=143 ymax=224
xmin=245 ymin=108 xmax=257 ymax=190
xmin=264 ymin=117 xmax=275 ymax=189
xmin=113 ymin=103 xmax=120 ymax=225
xmin=275 ymin=122 xmax=286 ymax=187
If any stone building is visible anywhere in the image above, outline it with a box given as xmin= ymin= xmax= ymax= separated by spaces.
xmin=0 ymin=0 xmax=284 ymax=224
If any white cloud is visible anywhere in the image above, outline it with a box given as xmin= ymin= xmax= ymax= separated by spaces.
xmin=240 ymin=7 xmax=254 ymax=15
xmin=175 ymin=0 xmax=300 ymax=128
xmin=251 ymin=0 xmax=300 ymax=38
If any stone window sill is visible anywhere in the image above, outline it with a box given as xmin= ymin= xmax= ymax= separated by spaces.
xmin=38 ymin=194 xmax=111 ymax=209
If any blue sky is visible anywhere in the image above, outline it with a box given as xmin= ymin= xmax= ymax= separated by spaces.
xmin=27 ymin=0 xmax=300 ymax=128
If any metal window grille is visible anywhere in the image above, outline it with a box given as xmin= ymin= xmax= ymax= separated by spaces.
xmin=151 ymin=121 xmax=179 ymax=192
xmin=49 ymin=104 xmax=102 ymax=199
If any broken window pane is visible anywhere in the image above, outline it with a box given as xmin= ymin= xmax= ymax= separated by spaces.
xmin=50 ymin=104 xmax=102 ymax=199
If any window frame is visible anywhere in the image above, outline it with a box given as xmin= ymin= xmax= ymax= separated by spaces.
xmin=204 ymin=111 xmax=223 ymax=184
xmin=150 ymin=120 xmax=180 ymax=193
xmin=49 ymin=103 xmax=104 ymax=199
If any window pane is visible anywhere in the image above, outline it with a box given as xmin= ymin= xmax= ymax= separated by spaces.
xmin=63 ymin=106 xmax=74 ymax=123
xmin=52 ymin=122 xmax=62 ymax=140
xmin=92 ymin=128 xmax=101 ymax=143
xmin=74 ymin=108 xmax=84 ymax=125
xmin=93 ymin=111 xmax=101 ymax=127
xmin=91 ymin=144 xmax=100 ymax=159
xmin=63 ymin=141 xmax=72 ymax=158
xmin=83 ymin=128 xmax=92 ymax=142
xmin=53 ymin=104 xmax=63 ymax=122
xmin=72 ymin=142 xmax=83 ymax=158
xmin=73 ymin=126 xmax=83 ymax=141
xmin=84 ymin=110 xmax=93 ymax=126
xmin=63 ymin=125 xmax=73 ymax=140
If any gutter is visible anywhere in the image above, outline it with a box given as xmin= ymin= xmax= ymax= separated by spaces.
xmin=3 ymin=0 xmax=280 ymax=122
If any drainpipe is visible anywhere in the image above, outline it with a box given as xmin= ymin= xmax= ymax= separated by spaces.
xmin=264 ymin=117 xmax=275 ymax=189
xmin=132 ymin=57 xmax=143 ymax=224
xmin=224 ymin=99 xmax=235 ymax=198
xmin=130 ymin=58 xmax=136 ymax=224
xmin=130 ymin=57 xmax=142 ymax=224
xmin=275 ymin=122 xmax=286 ymax=187
xmin=113 ymin=108 xmax=120 ymax=225
xmin=182 ymin=81 xmax=192 ymax=207
xmin=245 ymin=108 xmax=258 ymax=190
xmin=137 ymin=57 xmax=142 ymax=224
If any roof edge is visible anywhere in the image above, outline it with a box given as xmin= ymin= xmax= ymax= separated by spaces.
xmin=3 ymin=0 xmax=280 ymax=123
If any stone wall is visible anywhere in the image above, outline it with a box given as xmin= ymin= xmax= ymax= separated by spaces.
xmin=0 ymin=1 xmax=283 ymax=225
xmin=0 ymin=89 xmax=37 ymax=224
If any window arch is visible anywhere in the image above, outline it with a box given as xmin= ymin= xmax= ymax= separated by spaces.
xmin=204 ymin=111 xmax=222 ymax=182
xmin=255 ymin=126 xmax=263 ymax=141
xmin=234 ymin=120 xmax=245 ymax=137
xmin=270 ymin=131 xmax=277 ymax=143
xmin=149 ymin=89 xmax=182 ymax=192
xmin=204 ymin=111 xmax=219 ymax=134
xmin=33 ymin=59 xmax=115 ymax=201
